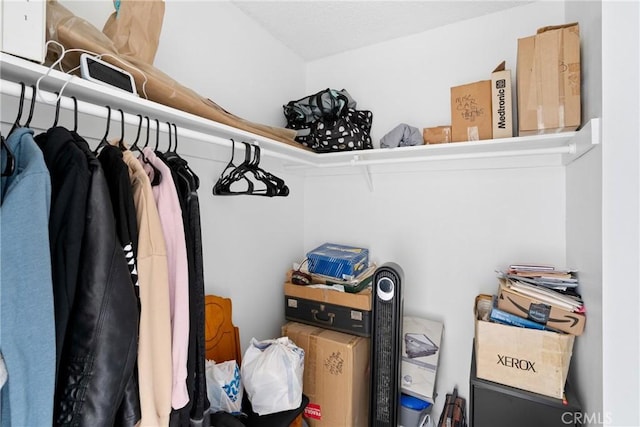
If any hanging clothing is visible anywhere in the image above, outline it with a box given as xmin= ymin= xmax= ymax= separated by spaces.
xmin=98 ymin=144 xmax=142 ymax=427
xmin=122 ymin=149 xmax=173 ymax=427
xmin=50 ymin=134 xmax=139 ymax=426
xmin=99 ymin=144 xmax=140 ymax=288
xmin=34 ymin=126 xmax=89 ymax=371
xmin=162 ymin=152 xmax=210 ymax=427
xmin=140 ymin=147 xmax=191 ymax=410
xmin=0 ymin=127 xmax=56 ymax=427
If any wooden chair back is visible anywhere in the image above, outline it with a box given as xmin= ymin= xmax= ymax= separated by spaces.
xmin=204 ymin=294 xmax=242 ymax=365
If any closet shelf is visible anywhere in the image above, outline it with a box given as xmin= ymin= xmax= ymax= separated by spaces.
xmin=1 ymin=52 xmax=600 ymax=171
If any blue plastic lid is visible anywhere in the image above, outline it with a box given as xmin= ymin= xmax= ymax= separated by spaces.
xmin=400 ymin=394 xmax=432 ymax=411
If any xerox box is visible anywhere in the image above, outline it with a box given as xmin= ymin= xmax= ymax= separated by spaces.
xmin=284 ymin=283 xmax=372 ymax=337
xmin=306 ymin=243 xmax=369 ymax=279
xmin=474 ymin=295 xmax=574 ymax=399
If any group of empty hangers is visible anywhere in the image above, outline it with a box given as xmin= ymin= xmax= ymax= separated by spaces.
xmin=213 ymin=139 xmax=289 ymax=197
xmin=2 ymin=81 xmax=199 ymax=189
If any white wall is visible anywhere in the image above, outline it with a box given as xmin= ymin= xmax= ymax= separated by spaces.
xmin=305 ymin=1 xmax=565 ymax=147
xmin=304 ymin=164 xmax=567 ymax=421
xmin=601 ymin=1 xmax=640 ymax=426
xmin=303 ymin=1 xmax=572 ymax=419
xmin=565 ymin=2 xmax=604 ymax=425
xmin=153 ymin=1 xmax=306 ymax=128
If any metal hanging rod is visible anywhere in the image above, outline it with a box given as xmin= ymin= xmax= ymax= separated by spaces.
xmin=0 ymin=79 xmax=317 ymax=167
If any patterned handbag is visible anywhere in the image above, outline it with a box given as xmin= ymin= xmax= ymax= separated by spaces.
xmin=309 ymin=108 xmax=373 ymax=153
xmin=284 ymin=89 xmax=373 ymax=153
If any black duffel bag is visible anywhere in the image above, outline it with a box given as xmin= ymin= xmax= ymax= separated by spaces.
xmin=283 ymin=88 xmax=373 ymax=153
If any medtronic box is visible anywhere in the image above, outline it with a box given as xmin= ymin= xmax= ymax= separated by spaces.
xmin=306 ymin=243 xmax=369 ymax=279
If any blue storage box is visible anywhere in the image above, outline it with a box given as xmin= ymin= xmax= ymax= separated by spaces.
xmin=306 ymin=243 xmax=369 ymax=279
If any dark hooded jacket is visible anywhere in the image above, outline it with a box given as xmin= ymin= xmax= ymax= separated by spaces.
xmin=37 ymin=127 xmax=139 ymax=426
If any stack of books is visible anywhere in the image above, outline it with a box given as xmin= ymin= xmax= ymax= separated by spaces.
xmin=491 ymin=264 xmax=586 ymax=336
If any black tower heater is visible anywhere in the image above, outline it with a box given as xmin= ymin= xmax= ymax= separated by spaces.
xmin=370 ymin=262 xmax=404 ymax=426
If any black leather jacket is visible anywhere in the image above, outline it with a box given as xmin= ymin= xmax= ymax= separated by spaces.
xmin=44 ymin=130 xmax=139 ymax=426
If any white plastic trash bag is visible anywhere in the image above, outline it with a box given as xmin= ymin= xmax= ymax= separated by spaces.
xmin=205 ymin=359 xmax=244 ymax=414
xmin=240 ymin=337 xmax=305 ymax=415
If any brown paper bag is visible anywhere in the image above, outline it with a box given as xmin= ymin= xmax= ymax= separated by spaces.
xmin=102 ymin=0 xmax=165 ymax=65
xmin=45 ymin=0 xmax=300 ymax=148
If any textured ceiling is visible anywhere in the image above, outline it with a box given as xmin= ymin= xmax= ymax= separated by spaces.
xmin=231 ymin=1 xmax=533 ymax=61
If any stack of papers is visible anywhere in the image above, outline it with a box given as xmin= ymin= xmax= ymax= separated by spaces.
xmin=290 ymin=263 xmax=376 ymax=293
xmin=505 ymin=263 xmax=579 ymax=292
xmin=503 ymin=278 xmax=584 ymax=313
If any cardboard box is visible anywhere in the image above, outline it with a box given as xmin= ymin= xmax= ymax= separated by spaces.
xmin=284 ymin=283 xmax=372 ymax=336
xmin=282 ymin=322 xmax=370 ymax=427
xmin=401 ymin=316 xmax=444 ymax=404
xmin=491 ymin=61 xmax=514 ymax=139
xmin=284 ymin=282 xmax=372 ymax=311
xmin=422 ymin=126 xmax=451 ymax=144
xmin=517 ymin=23 xmax=581 ymax=135
xmin=451 ymin=80 xmax=492 ymax=142
xmin=496 ymin=280 xmax=586 ymax=336
xmin=306 ymin=243 xmax=369 ymax=279
xmin=474 ymin=295 xmax=574 ymax=399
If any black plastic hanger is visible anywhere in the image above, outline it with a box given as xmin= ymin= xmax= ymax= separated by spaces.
xmin=94 ymin=106 xmax=112 ymax=154
xmin=154 ymin=119 xmax=160 ymax=152
xmin=129 ymin=114 xmax=144 ymax=154
xmin=213 ymin=141 xmax=288 ymax=197
xmin=250 ymin=144 xmax=289 ymax=196
xmin=9 ymin=82 xmax=26 ymax=135
xmin=1 ymin=131 xmax=15 ymax=177
xmin=23 ymin=85 xmax=37 ymax=129
xmin=169 ymin=123 xmax=199 ymax=189
xmin=116 ymin=109 xmax=127 ymax=151
xmin=213 ymin=139 xmax=253 ymax=195
xmin=134 ymin=117 xmax=161 ymax=186
xmin=70 ymin=96 xmax=79 ymax=133
xmin=52 ymin=92 xmax=61 ymax=128
xmin=142 ymin=116 xmax=150 ymax=149
xmin=164 ymin=121 xmax=172 ymax=154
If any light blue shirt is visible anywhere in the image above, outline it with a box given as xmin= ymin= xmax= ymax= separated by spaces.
xmin=1 ymin=127 xmax=55 ymax=426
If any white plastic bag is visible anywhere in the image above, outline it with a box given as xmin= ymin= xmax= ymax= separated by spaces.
xmin=240 ymin=337 xmax=305 ymax=415
xmin=205 ymin=359 xmax=244 ymax=414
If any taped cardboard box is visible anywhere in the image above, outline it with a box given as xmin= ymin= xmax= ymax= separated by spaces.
xmin=422 ymin=126 xmax=451 ymax=144
xmin=450 ymin=80 xmax=492 ymax=142
xmin=282 ymin=322 xmax=370 ymax=427
xmin=496 ymin=279 xmax=586 ymax=336
xmin=474 ymin=294 xmax=574 ymax=399
xmin=517 ymin=23 xmax=581 ymax=135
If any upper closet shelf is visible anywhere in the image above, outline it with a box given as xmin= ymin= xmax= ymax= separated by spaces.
xmin=1 ymin=52 xmax=600 ymax=171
